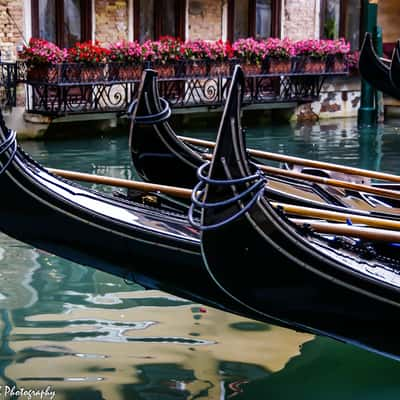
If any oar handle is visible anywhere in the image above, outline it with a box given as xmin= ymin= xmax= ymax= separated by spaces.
xmin=179 ymin=135 xmax=400 ymax=184
xmin=47 ymin=168 xmax=192 ymax=199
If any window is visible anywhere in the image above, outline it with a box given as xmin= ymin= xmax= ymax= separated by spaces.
xmin=320 ymin=0 xmax=362 ymax=49
xmin=228 ymin=0 xmax=280 ymax=42
xmin=31 ymin=0 xmax=92 ymax=47
xmin=134 ymin=0 xmax=186 ymax=42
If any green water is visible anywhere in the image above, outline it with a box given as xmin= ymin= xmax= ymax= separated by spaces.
xmin=2 ymin=118 xmax=400 ymax=399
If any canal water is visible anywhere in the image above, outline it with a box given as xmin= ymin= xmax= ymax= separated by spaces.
xmin=2 ymin=118 xmax=400 ymax=399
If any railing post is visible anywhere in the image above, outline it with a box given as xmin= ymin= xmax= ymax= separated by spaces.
xmin=358 ymin=0 xmax=378 ymax=127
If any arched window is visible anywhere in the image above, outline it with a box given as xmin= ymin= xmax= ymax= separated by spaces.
xmin=31 ymin=0 xmax=92 ymax=47
xmin=227 ymin=0 xmax=281 ymax=42
xmin=134 ymin=0 xmax=186 ymax=42
xmin=320 ymin=0 xmax=362 ymax=49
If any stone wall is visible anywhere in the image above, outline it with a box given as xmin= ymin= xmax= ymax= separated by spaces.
xmin=95 ymin=0 xmax=129 ymax=44
xmin=283 ymin=0 xmax=317 ymax=41
xmin=188 ymin=0 xmax=223 ymax=40
xmin=378 ymin=0 xmax=399 ymax=44
xmin=0 ymin=0 xmax=25 ymax=60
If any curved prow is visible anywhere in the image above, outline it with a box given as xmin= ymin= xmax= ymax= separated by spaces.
xmin=207 ymin=64 xmax=248 ymax=188
xmin=128 ymin=69 xmax=205 ymax=188
xmin=390 ymin=40 xmax=400 ymax=89
xmin=189 ymin=65 xmax=265 ymax=230
xmin=359 ymin=32 xmax=400 ymax=100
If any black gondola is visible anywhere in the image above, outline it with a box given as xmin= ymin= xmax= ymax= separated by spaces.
xmin=194 ymin=65 xmax=400 ymax=359
xmin=129 ymin=70 xmax=400 ymax=218
xmin=390 ymin=40 xmax=400 ymax=89
xmin=128 ymin=69 xmax=205 ymax=189
xmin=359 ymin=32 xmax=400 ymax=100
xmin=0 ymin=105 xmax=276 ymax=323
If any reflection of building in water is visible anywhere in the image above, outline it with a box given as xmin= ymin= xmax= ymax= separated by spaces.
xmin=5 ymin=288 xmax=313 ymax=399
xmin=0 ymin=235 xmax=40 ymax=310
xmin=0 ymin=234 xmax=313 ymax=398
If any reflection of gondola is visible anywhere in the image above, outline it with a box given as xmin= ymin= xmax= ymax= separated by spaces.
xmin=130 ymin=70 xmax=400 ymax=218
xmin=390 ymin=40 xmax=400 ymax=90
xmin=194 ymin=66 xmax=400 ymax=358
xmin=359 ymin=32 xmax=400 ymax=99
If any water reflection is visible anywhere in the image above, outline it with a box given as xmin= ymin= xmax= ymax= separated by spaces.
xmin=3 ymin=118 xmax=400 ymax=398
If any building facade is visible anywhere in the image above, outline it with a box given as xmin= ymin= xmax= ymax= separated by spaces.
xmin=1 ymin=0 xmax=370 ymax=62
xmin=0 ymin=0 xmax=396 ymax=133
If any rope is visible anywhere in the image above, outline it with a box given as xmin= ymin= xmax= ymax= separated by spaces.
xmin=127 ymin=98 xmax=172 ymax=125
xmin=0 ymin=129 xmax=17 ymax=176
xmin=188 ymin=162 xmax=266 ymax=231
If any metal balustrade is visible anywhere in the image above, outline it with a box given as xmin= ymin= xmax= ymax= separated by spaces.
xmin=1 ymin=60 xmax=348 ymax=116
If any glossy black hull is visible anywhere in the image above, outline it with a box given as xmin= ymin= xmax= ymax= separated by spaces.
xmin=129 ymin=70 xmax=205 ymax=189
xmin=390 ymin=41 xmax=400 ymax=89
xmin=130 ymin=71 xmax=400 ymax=220
xmin=359 ymin=32 xmax=400 ymax=100
xmin=199 ymin=66 xmax=400 ymax=359
xmin=0 ymin=127 xmax=273 ymax=321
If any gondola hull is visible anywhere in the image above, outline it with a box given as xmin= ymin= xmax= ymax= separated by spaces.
xmin=129 ymin=70 xmax=205 ymax=188
xmin=199 ymin=65 xmax=400 ymax=359
xmin=359 ymin=32 xmax=400 ymax=100
xmin=0 ymin=129 xmax=270 ymax=321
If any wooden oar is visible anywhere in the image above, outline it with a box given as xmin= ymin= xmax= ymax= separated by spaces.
xmin=180 ymin=135 xmax=400 ymax=184
xmin=272 ymin=202 xmax=400 ymax=230
xmin=47 ymin=168 xmax=192 ymax=199
xmin=200 ymin=153 xmax=400 ymax=200
xmin=291 ymin=219 xmax=400 ymax=243
xmin=48 ymin=168 xmax=400 ymax=242
xmin=49 ymin=167 xmax=400 ymax=226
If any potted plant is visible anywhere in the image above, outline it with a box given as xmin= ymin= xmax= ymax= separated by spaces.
xmin=18 ymin=38 xmax=66 ymax=82
xmin=324 ymin=39 xmax=350 ymax=73
xmin=182 ymin=39 xmax=209 ymax=77
xmin=67 ymin=40 xmax=110 ymax=82
xmin=147 ymin=36 xmax=182 ymax=79
xmin=208 ymin=40 xmax=233 ymax=76
xmin=294 ymin=39 xmax=327 ymax=73
xmin=262 ymin=38 xmax=294 ymax=74
xmin=108 ymin=40 xmax=143 ymax=81
xmin=232 ymin=38 xmax=264 ymax=75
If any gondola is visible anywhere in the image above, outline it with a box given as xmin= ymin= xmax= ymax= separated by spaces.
xmin=359 ymin=32 xmax=400 ymax=100
xmin=194 ymin=65 xmax=400 ymax=359
xmin=390 ymin=40 xmax=400 ymax=89
xmin=129 ymin=69 xmax=400 ymax=218
xmin=0 ymin=105 xmax=273 ymax=324
xmin=128 ymin=69 xmax=206 ymax=188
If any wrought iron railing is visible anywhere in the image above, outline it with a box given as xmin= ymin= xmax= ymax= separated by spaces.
xmin=0 ymin=62 xmax=18 ymax=107
xmin=17 ymin=59 xmax=348 ymax=116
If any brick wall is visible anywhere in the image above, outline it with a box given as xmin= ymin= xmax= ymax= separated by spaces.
xmin=188 ymin=0 xmax=223 ymax=40
xmin=0 ymin=0 xmax=25 ymax=61
xmin=378 ymin=0 xmax=400 ymax=43
xmin=95 ymin=0 xmax=129 ymax=45
xmin=283 ymin=0 xmax=317 ymax=41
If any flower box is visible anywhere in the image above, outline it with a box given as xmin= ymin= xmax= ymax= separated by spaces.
xmin=241 ymin=63 xmax=262 ymax=76
xmin=267 ymin=58 xmax=292 ymax=74
xmin=154 ymin=63 xmax=176 ymax=79
xmin=108 ymin=64 xmax=142 ymax=81
xmin=303 ymin=57 xmax=326 ymax=74
xmin=27 ymin=65 xmax=60 ymax=83
xmin=209 ymin=62 xmax=231 ymax=76
xmin=326 ymin=55 xmax=347 ymax=73
xmin=185 ymin=61 xmax=208 ymax=77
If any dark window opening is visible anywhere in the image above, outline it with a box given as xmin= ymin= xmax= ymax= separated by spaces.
xmin=228 ymin=0 xmax=280 ymax=42
xmin=31 ymin=0 xmax=92 ymax=48
xmin=320 ymin=0 xmax=362 ymax=49
xmin=134 ymin=0 xmax=186 ymax=42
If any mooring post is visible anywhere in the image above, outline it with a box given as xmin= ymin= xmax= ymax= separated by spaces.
xmin=374 ymin=25 xmax=385 ymax=123
xmin=358 ymin=0 xmax=379 ymax=127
